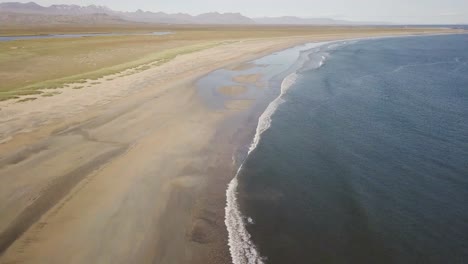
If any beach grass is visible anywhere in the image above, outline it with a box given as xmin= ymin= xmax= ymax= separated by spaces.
xmin=16 ymin=97 xmax=37 ymax=103
xmin=0 ymin=26 xmax=450 ymax=101
xmin=0 ymin=37 xmax=221 ymax=100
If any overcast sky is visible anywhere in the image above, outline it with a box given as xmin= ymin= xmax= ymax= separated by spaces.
xmin=3 ymin=0 xmax=468 ymax=24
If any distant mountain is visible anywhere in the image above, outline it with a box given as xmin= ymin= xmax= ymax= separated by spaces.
xmin=119 ymin=10 xmax=255 ymax=24
xmin=0 ymin=2 xmax=130 ymax=26
xmin=0 ymin=2 xmax=112 ymax=15
xmin=254 ymin=16 xmax=389 ymax=25
xmin=119 ymin=10 xmax=190 ymax=24
xmin=255 ymin=16 xmax=338 ymax=25
xmin=0 ymin=12 xmax=129 ymax=26
xmin=0 ymin=2 xmax=387 ymax=26
xmin=0 ymin=2 xmax=256 ymax=25
xmin=48 ymin=4 xmax=113 ymax=15
xmin=0 ymin=1 xmax=43 ymax=12
xmin=195 ymin=12 xmax=254 ymax=24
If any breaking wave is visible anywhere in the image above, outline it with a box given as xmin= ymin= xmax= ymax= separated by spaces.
xmin=225 ymin=72 xmax=299 ymax=264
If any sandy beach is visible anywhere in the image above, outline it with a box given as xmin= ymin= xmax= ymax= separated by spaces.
xmin=0 ymin=28 xmax=462 ymax=264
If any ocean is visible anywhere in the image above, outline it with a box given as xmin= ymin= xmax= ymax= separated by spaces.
xmin=219 ymin=34 xmax=468 ymax=264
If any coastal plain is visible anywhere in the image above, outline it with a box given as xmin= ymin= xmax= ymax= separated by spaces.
xmin=0 ymin=25 xmax=462 ymax=263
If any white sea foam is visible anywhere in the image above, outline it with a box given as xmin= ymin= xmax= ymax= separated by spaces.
xmin=318 ymin=55 xmax=327 ymax=68
xmin=225 ymin=41 xmax=436 ymax=263
xmin=249 ymin=73 xmax=298 ymax=153
xmin=224 ymin=33 xmax=463 ymax=264
xmin=225 ymin=169 xmax=264 ymax=264
xmin=225 ymin=72 xmax=298 ymax=264
xmin=224 ymin=37 xmax=372 ymax=263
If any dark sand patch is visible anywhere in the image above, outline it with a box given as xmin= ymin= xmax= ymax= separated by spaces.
xmin=217 ymin=85 xmax=247 ymax=96
xmin=225 ymin=100 xmax=254 ymax=110
xmin=42 ymin=91 xmax=61 ymax=97
xmin=16 ymin=97 xmax=37 ymax=103
xmin=225 ymin=62 xmax=256 ymax=71
xmin=232 ymin=74 xmax=261 ymax=84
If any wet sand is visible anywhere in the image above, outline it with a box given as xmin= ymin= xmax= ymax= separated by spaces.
xmin=233 ymin=74 xmax=262 ymax=85
xmin=217 ymin=85 xmax=248 ymax=96
xmin=0 ymin=30 xmax=461 ymax=264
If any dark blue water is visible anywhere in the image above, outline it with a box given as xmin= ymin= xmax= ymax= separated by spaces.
xmin=238 ymin=34 xmax=468 ymax=264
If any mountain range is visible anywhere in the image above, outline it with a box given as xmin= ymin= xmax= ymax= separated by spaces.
xmin=0 ymin=2 xmax=385 ymax=25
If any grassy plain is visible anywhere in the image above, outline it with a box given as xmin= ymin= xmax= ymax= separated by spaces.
xmin=0 ymin=25 xmax=453 ymax=100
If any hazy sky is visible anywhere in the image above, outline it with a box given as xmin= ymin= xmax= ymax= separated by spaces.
xmin=3 ymin=0 xmax=468 ymax=24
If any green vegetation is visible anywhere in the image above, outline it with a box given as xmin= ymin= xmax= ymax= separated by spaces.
xmin=0 ymin=29 xmax=236 ymax=101
xmin=41 ymin=91 xmax=62 ymax=97
xmin=0 ymin=26 xmax=448 ymax=101
xmin=16 ymin=97 xmax=37 ymax=103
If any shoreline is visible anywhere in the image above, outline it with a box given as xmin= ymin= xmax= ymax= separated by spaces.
xmin=211 ymin=32 xmax=468 ymax=264
xmin=0 ymin=30 xmax=463 ymax=263
xmin=225 ymin=41 xmax=330 ymax=264
xmin=224 ymin=33 xmax=468 ymax=264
